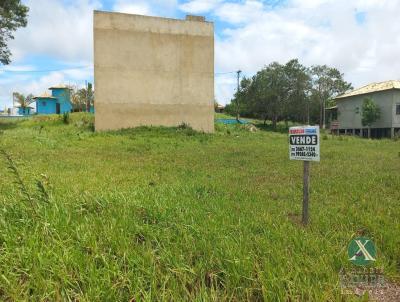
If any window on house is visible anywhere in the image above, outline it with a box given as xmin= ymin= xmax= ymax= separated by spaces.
xmin=355 ymin=107 xmax=360 ymax=114
xmin=396 ymin=104 xmax=400 ymax=115
xmin=42 ymin=101 xmax=46 ymax=106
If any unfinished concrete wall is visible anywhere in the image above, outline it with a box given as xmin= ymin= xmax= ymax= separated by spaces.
xmin=93 ymin=11 xmax=214 ymax=132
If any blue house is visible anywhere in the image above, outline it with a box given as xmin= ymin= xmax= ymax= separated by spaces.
xmin=17 ymin=106 xmax=33 ymax=115
xmin=34 ymin=85 xmax=73 ymax=114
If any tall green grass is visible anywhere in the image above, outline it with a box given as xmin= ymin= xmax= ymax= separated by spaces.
xmin=0 ymin=114 xmax=398 ymax=301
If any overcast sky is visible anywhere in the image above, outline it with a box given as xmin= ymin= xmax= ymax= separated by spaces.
xmin=0 ymin=0 xmax=399 ymax=107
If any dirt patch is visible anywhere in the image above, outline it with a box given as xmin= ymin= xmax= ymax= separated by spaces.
xmin=353 ymin=282 xmax=400 ymax=301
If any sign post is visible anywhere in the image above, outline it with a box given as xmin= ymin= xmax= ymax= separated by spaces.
xmin=289 ymin=126 xmax=320 ymax=225
xmin=302 ymin=160 xmax=310 ymax=224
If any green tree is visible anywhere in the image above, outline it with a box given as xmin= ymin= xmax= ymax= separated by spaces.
xmin=86 ymin=82 xmax=94 ymax=111
xmin=225 ymin=77 xmax=251 ymax=118
xmin=310 ymin=65 xmax=352 ymax=128
xmin=227 ymin=59 xmax=352 ymax=129
xmin=69 ymin=87 xmax=83 ymax=111
xmin=362 ymin=97 xmax=380 ymax=138
xmin=232 ymin=60 xmax=310 ymax=128
xmin=68 ymin=84 xmax=94 ymax=112
xmin=0 ymin=0 xmax=29 ymax=65
xmin=283 ymin=59 xmax=311 ymax=124
xmin=252 ymin=62 xmax=288 ymax=128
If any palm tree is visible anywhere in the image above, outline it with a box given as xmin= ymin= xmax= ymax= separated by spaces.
xmin=13 ymin=92 xmax=34 ymax=109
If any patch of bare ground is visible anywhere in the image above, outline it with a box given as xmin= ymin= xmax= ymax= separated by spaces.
xmin=353 ymin=282 xmax=400 ymax=302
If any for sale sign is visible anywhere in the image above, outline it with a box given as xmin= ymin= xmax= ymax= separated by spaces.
xmin=289 ymin=126 xmax=320 ymax=162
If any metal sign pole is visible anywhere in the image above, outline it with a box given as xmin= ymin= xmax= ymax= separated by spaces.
xmin=302 ymin=160 xmax=310 ymax=225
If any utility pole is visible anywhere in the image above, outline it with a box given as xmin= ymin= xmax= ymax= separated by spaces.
xmin=236 ymin=70 xmax=242 ymax=121
xmin=323 ymin=98 xmax=326 ymax=129
xmin=85 ymin=80 xmax=88 ymax=112
xmin=237 ymin=70 xmax=241 ymax=92
xmin=12 ymin=92 xmax=17 ymax=109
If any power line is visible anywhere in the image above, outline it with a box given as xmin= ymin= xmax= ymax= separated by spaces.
xmin=1 ymin=66 xmax=238 ymax=76
xmin=215 ymin=71 xmax=237 ymax=75
xmin=0 ymin=65 xmax=93 ymax=74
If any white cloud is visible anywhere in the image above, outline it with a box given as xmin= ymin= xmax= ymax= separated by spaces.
xmin=114 ymin=0 xmax=178 ymax=15
xmin=24 ymin=72 xmax=66 ymax=96
xmin=9 ymin=0 xmax=101 ymax=63
xmin=0 ymin=72 xmax=63 ymax=109
xmin=0 ymin=66 xmax=93 ymax=108
xmin=1 ymin=0 xmax=178 ymax=107
xmin=3 ymin=0 xmax=400 ymax=109
xmin=212 ymin=0 xmax=400 ymax=104
xmin=113 ymin=1 xmax=152 ymax=15
xmin=215 ymin=73 xmax=237 ymax=105
xmin=8 ymin=0 xmax=178 ymax=64
xmin=215 ymin=0 xmax=263 ymax=24
xmin=179 ymin=0 xmax=222 ymax=14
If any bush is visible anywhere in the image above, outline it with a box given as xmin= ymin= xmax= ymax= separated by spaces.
xmin=62 ymin=112 xmax=70 ymax=125
xmin=88 ymin=121 xmax=95 ymax=132
xmin=177 ymin=122 xmax=191 ymax=130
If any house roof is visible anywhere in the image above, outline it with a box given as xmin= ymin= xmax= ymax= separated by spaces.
xmin=335 ymin=80 xmax=400 ymax=100
xmin=49 ymin=84 xmax=71 ymax=90
xmin=32 ymin=92 xmax=56 ymax=99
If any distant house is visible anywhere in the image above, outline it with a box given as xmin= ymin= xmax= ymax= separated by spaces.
xmin=328 ymin=80 xmax=400 ymax=138
xmin=215 ymin=104 xmax=225 ymax=113
xmin=17 ymin=106 xmax=33 ymax=116
xmin=33 ymin=85 xmax=73 ymax=115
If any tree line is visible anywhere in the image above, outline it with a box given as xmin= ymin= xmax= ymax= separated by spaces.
xmin=69 ymin=83 xmax=94 ymax=112
xmin=225 ymin=59 xmax=352 ymax=129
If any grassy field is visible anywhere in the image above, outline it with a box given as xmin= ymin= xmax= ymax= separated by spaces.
xmin=0 ymin=113 xmax=399 ymax=301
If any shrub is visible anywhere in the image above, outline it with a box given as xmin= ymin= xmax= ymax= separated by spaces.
xmin=177 ymin=122 xmax=197 ymax=136
xmin=62 ymin=112 xmax=70 ymax=124
xmin=177 ymin=122 xmax=190 ymax=130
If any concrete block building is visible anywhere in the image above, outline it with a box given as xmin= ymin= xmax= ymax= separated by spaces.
xmin=93 ymin=11 xmax=214 ymax=132
xmin=328 ymin=80 xmax=400 ymax=138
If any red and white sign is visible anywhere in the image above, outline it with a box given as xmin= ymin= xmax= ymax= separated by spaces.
xmin=289 ymin=126 xmax=320 ymax=162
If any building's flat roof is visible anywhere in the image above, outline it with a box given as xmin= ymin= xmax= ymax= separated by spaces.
xmin=94 ymin=10 xmax=210 ymax=24
xmin=335 ymin=80 xmax=400 ymax=100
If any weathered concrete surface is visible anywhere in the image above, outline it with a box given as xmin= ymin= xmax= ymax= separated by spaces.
xmin=94 ymin=11 xmax=214 ymax=132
